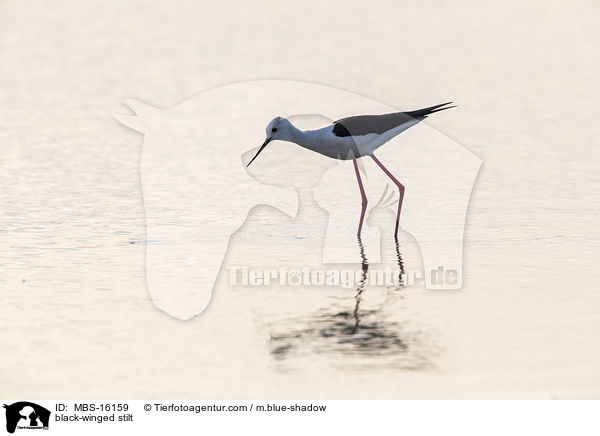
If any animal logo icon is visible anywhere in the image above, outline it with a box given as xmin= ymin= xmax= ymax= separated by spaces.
xmin=3 ymin=402 xmax=50 ymax=434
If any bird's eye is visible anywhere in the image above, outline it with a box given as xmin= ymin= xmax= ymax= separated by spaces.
xmin=271 ymin=128 xmax=278 ymax=132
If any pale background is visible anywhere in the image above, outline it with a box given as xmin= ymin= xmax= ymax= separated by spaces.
xmin=1 ymin=0 xmax=599 ymax=398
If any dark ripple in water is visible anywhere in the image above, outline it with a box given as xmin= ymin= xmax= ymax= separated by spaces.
xmin=269 ymin=233 xmax=437 ymax=370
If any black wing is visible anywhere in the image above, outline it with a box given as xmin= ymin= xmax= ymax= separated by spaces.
xmin=332 ymin=102 xmax=455 ymax=137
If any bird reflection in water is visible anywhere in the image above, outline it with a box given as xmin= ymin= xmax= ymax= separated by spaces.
xmin=269 ymin=188 xmax=435 ymax=369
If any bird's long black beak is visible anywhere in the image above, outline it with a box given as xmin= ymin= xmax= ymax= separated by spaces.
xmin=247 ymin=138 xmax=272 ymax=167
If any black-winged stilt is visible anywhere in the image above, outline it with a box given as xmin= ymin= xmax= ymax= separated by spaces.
xmin=247 ymin=102 xmax=456 ymax=235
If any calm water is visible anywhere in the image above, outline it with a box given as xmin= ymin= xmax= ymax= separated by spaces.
xmin=1 ymin=0 xmax=599 ymax=398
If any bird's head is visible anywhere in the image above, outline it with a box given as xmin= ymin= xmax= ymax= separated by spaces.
xmin=247 ymin=117 xmax=295 ymax=167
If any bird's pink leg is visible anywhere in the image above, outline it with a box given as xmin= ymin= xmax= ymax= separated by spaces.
xmin=353 ymin=159 xmax=368 ymax=235
xmin=370 ymin=154 xmax=405 ymax=235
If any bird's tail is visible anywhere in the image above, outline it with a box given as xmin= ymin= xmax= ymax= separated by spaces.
xmin=406 ymin=102 xmax=456 ymax=118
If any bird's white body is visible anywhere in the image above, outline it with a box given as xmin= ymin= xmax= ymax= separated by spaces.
xmin=267 ymin=118 xmax=421 ymax=160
